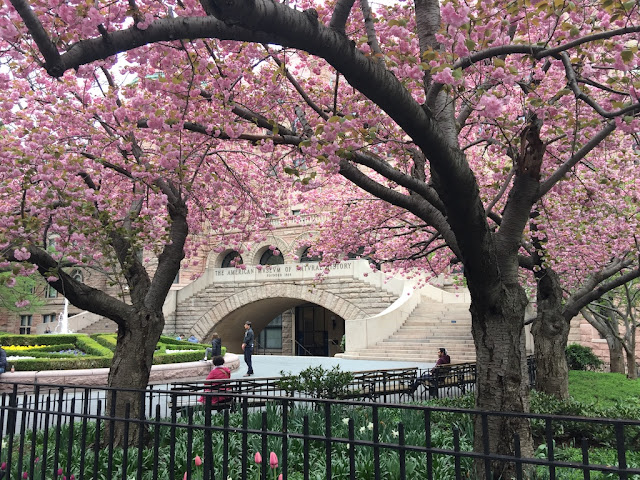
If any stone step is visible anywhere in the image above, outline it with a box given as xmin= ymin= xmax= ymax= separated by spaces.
xmin=346 ymin=352 xmax=477 ymax=363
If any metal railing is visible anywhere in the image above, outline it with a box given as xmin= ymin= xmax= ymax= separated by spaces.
xmin=0 ymin=381 xmax=638 ymax=480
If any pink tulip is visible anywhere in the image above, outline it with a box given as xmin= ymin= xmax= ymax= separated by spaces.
xmin=269 ymin=452 xmax=278 ymax=469
xmin=23 ymin=472 xmax=28 ymax=479
xmin=194 ymin=455 xmax=202 ymax=467
xmin=278 ymin=475 xmax=283 ymax=480
xmin=0 ymin=462 xmax=6 ymax=470
xmin=57 ymin=468 xmax=63 ymax=476
xmin=70 ymin=476 xmax=75 ymax=480
xmin=183 ymin=473 xmax=187 ymax=480
xmin=254 ymin=452 xmax=262 ymax=464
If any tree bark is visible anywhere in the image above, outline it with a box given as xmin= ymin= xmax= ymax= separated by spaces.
xmin=471 ymin=282 xmax=533 ymax=479
xmin=606 ymin=334 xmax=626 ymax=374
xmin=104 ymin=308 xmax=165 ymax=445
xmin=532 ymin=269 xmax=570 ymax=399
xmin=625 ymin=328 xmax=637 ymax=379
xmin=625 ymin=348 xmax=637 ymax=379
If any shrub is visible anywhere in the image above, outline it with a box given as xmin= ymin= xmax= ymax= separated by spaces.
xmin=530 ymin=390 xmax=640 ymax=449
xmin=565 ymin=344 xmax=603 ymax=371
xmin=278 ymin=365 xmax=354 ymax=398
xmin=0 ymin=333 xmax=210 ymax=371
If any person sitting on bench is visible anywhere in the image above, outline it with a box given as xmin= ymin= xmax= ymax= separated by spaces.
xmin=410 ymin=347 xmax=451 ymax=393
xmin=199 ymin=356 xmax=231 ymax=405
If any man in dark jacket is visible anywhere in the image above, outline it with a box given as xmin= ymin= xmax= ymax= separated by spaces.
xmin=242 ymin=321 xmax=254 ymax=376
xmin=0 ymin=347 xmax=7 ymax=374
xmin=204 ymin=332 xmax=222 ymax=361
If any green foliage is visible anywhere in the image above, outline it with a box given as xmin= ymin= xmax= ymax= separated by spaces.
xmin=569 ymin=370 xmax=640 ymax=406
xmin=0 ymin=333 xmax=211 ymax=371
xmin=278 ymin=365 xmax=354 ymax=398
xmin=565 ymin=343 xmax=604 ymax=371
xmin=0 ymin=402 xmax=473 ymax=480
xmin=0 ymin=272 xmax=45 ymax=313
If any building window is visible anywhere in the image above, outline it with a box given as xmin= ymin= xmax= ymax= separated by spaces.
xmin=260 ymin=249 xmax=284 ymax=265
xmin=46 ymin=285 xmax=58 ymax=298
xmin=221 ymin=251 xmax=243 ymax=268
xmin=71 ymin=269 xmax=83 ymax=283
xmin=42 ymin=313 xmax=56 ymax=323
xmin=20 ymin=315 xmax=32 ymax=334
xmin=257 ymin=315 xmax=283 ymax=350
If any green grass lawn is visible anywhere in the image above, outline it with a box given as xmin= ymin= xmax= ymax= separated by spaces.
xmin=569 ymin=370 xmax=640 ymax=407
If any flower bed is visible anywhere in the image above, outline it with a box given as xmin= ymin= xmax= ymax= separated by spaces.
xmin=0 ymin=334 xmax=212 ymax=371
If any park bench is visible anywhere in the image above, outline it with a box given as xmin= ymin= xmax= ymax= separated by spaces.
xmin=168 ymin=379 xmax=235 ymax=416
xmin=415 ymin=362 xmax=476 ymax=399
xmin=168 ymin=376 xmax=279 ymax=416
xmin=344 ymin=368 xmax=417 ymax=402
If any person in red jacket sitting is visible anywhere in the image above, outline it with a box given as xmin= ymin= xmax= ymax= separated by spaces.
xmin=199 ymin=356 xmax=231 ymax=405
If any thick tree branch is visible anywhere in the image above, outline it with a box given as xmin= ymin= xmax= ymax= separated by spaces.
xmin=338 ymin=160 xmax=461 ymax=259
xmin=8 ymin=0 xmax=60 ymax=71
xmin=4 ymin=246 xmax=133 ymax=326
xmin=329 ymin=0 xmax=356 ymax=33
xmin=565 ymin=259 xmax=640 ymax=320
xmin=360 ymin=0 xmax=383 ymax=61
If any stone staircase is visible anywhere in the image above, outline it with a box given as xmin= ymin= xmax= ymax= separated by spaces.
xmin=346 ymin=298 xmax=476 ymax=363
xmin=171 ymin=277 xmax=399 ymax=335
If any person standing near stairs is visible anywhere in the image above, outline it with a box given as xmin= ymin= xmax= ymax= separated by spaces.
xmin=242 ymin=321 xmax=255 ymax=377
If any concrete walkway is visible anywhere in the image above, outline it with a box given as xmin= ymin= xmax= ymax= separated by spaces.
xmin=231 ymin=354 xmax=436 ymax=379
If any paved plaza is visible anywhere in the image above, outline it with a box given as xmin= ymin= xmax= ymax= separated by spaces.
xmin=231 ymin=354 xmax=437 ymax=379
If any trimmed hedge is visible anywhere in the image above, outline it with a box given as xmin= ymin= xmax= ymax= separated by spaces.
xmin=0 ymin=333 xmax=220 ymax=372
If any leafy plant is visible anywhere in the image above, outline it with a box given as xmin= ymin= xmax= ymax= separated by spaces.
xmin=277 ymin=365 xmax=354 ymax=398
xmin=565 ymin=344 xmax=604 ymax=371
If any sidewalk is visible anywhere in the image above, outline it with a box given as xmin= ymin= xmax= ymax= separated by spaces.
xmin=231 ymin=354 xmax=436 ymax=379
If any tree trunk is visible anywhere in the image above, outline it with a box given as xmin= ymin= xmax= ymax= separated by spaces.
xmin=626 ymin=330 xmax=637 ymax=379
xmin=104 ymin=308 xmax=165 ymax=446
xmin=531 ymin=269 xmax=570 ymax=399
xmin=605 ymin=334 xmax=626 ymax=374
xmin=471 ymin=283 xmax=533 ymax=479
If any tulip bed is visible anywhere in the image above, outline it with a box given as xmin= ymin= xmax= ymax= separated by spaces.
xmin=0 ymin=402 xmax=474 ymax=480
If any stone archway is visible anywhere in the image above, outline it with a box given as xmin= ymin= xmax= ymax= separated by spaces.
xmin=191 ymin=284 xmax=367 ymax=355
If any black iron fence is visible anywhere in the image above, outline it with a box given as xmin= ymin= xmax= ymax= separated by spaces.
xmin=0 ymin=381 xmax=638 ymax=480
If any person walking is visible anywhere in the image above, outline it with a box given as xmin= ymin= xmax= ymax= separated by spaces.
xmin=241 ymin=321 xmax=254 ymax=377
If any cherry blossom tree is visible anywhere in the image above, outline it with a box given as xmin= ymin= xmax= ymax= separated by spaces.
xmin=3 ymin=0 xmax=640 ymax=471
xmin=0 ymin=55 xmax=281 ymax=442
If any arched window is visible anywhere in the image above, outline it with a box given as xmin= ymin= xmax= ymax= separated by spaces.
xmin=221 ymin=251 xmax=243 ymax=268
xmin=300 ymin=247 xmax=321 ymax=263
xmin=71 ymin=269 xmax=83 ymax=283
xmin=260 ymin=249 xmax=284 ymax=265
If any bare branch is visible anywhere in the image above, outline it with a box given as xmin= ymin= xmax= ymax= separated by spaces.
xmin=538 ymin=121 xmax=616 ymax=199
xmin=561 ymin=52 xmax=640 ymax=119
